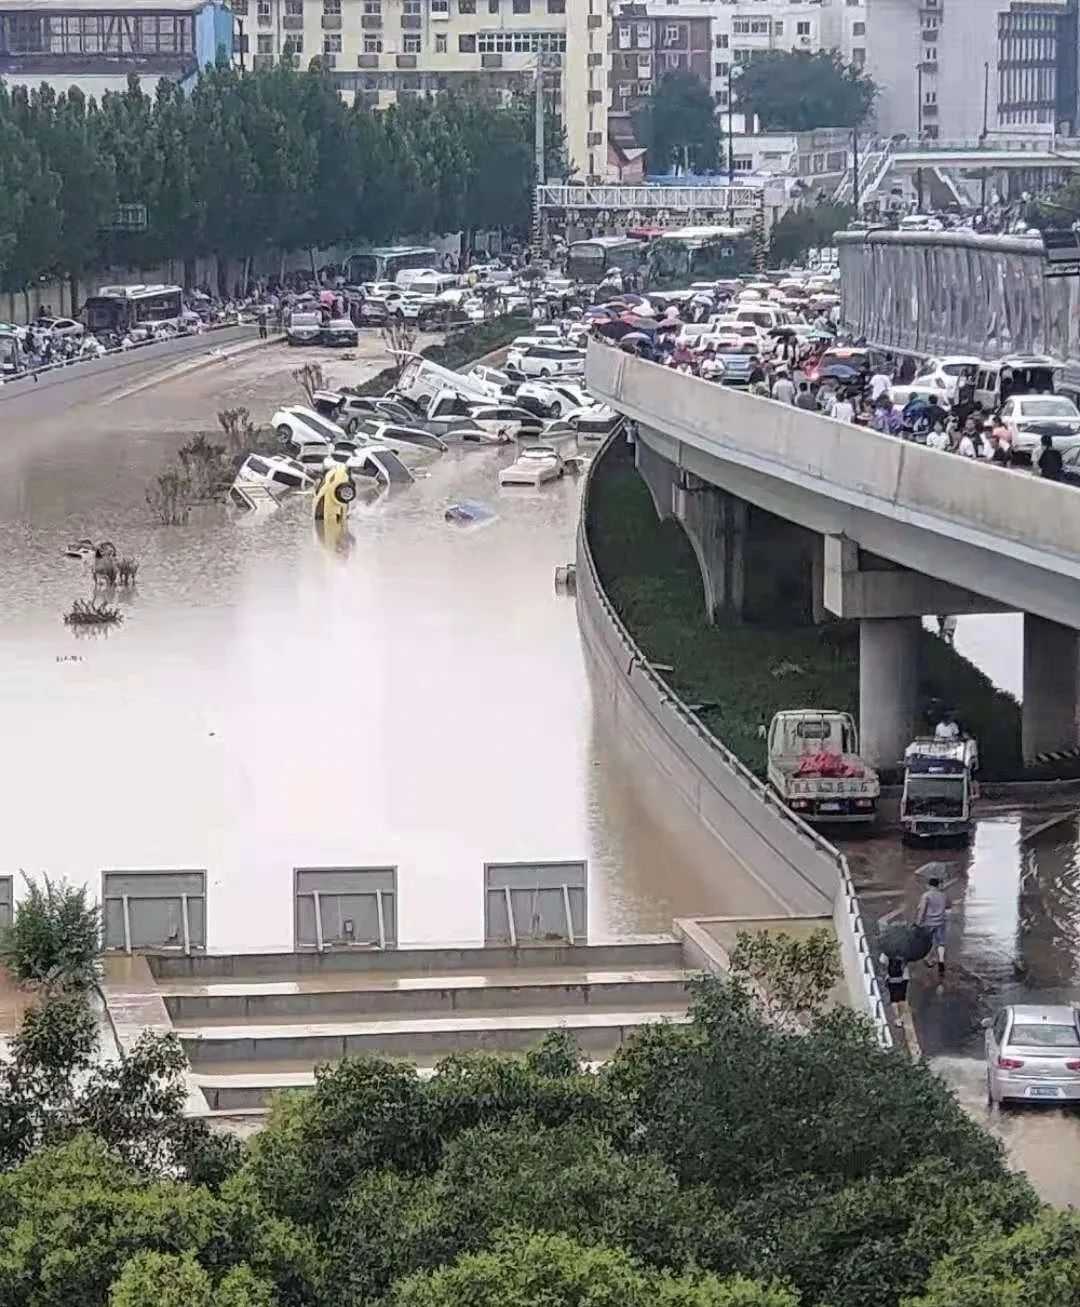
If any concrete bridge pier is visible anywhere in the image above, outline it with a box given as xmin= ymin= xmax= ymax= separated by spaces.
xmin=859 ymin=617 xmax=920 ymax=771
xmin=1022 ymin=615 xmax=1080 ymax=764
xmin=672 ymin=476 xmax=746 ymax=623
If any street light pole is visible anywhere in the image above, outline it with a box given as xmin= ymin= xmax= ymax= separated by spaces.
xmin=980 ymin=60 xmax=990 ymax=209
xmin=915 ymin=62 xmax=924 ymax=212
xmin=534 ymin=58 xmax=546 ymax=187
xmin=851 ymin=126 xmax=860 ymax=212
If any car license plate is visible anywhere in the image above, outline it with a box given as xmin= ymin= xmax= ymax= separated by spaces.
xmin=1026 ymin=1085 xmax=1065 ymax=1099
xmin=819 ymin=803 xmax=841 ymax=813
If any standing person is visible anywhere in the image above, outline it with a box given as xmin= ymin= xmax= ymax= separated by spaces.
xmin=926 ymin=422 xmax=950 ymax=452
xmin=956 ymin=423 xmax=977 ymax=458
xmin=915 ymin=874 xmax=949 ymax=977
xmin=795 ymin=380 xmax=817 ymax=412
xmin=1037 ymin=433 xmax=1064 ymax=481
xmin=256 ymin=305 xmax=268 ymax=340
xmin=772 ymin=369 xmax=796 ymax=405
xmin=832 ymin=390 xmax=855 ymax=423
xmin=869 ymin=362 xmax=893 ymax=403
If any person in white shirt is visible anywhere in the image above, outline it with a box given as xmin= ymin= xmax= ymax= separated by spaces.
xmin=934 ymin=715 xmax=961 ymax=741
xmin=926 ymin=423 xmax=950 ymax=452
xmin=869 ymin=370 xmax=892 ymax=402
xmin=772 ymin=371 xmax=796 ymax=404
xmin=832 ymin=395 xmax=855 ymax=423
xmin=957 ymin=430 xmax=977 ymax=458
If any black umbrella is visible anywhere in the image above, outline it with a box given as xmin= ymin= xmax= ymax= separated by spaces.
xmin=879 ymin=922 xmax=933 ymax=963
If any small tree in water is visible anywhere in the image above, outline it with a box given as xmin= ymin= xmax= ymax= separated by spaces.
xmin=381 ymin=318 xmax=418 ymax=380
xmin=291 ymin=363 xmax=325 ymax=405
xmin=146 ymin=465 xmax=193 ymax=525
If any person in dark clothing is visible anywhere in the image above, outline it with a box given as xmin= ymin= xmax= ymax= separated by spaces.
xmin=795 ymin=380 xmax=817 ymax=411
xmin=923 ymin=397 xmax=948 ymax=430
xmin=1037 ymin=433 xmax=1064 ymax=480
xmin=256 ymin=306 xmax=268 ymax=340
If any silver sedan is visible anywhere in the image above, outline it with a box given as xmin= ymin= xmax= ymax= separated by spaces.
xmin=985 ymin=1004 xmax=1080 ymax=1106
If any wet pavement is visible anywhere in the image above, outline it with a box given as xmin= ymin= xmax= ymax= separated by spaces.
xmin=847 ymin=805 xmax=1080 ymax=1204
xmin=0 ymin=336 xmax=777 ymax=955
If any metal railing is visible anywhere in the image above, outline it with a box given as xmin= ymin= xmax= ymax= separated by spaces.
xmin=578 ymin=435 xmax=894 ymax=1049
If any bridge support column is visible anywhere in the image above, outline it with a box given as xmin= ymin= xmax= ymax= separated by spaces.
xmin=673 ymin=478 xmax=746 ymax=624
xmin=1022 ymin=615 xmax=1080 ymax=765
xmin=859 ymin=617 xmax=920 ymax=770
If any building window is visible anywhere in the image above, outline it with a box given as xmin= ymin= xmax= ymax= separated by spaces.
xmin=852 ymin=46 xmax=865 ymax=65
xmin=733 ymin=19 xmax=749 ymax=34
xmin=459 ymin=32 xmax=476 ymax=50
xmin=796 ymin=21 xmax=810 ymax=36
xmin=402 ymin=0 xmax=420 ymax=13
xmin=435 ymin=31 xmax=447 ymax=51
xmin=284 ymin=33 xmax=302 ymax=52
xmin=715 ymin=33 xmax=727 ymax=49
xmin=714 ymin=61 xmax=728 ymax=78
xmin=489 ymin=0 xmax=499 ymax=12
xmin=323 ymin=32 xmax=341 ymax=51
xmin=773 ymin=20 xmax=783 ymax=36
xmin=716 ymin=90 xmax=729 ymax=107
xmin=232 ymin=0 xmax=247 ymax=12
xmin=257 ymin=32 xmax=273 ymax=52
xmin=852 ymin=21 xmax=864 ymax=36
xmin=363 ymin=0 xmax=380 ymax=11
xmin=403 ymin=33 xmax=421 ymax=51
xmin=431 ymin=0 xmax=449 ymax=11
xmin=364 ymin=34 xmax=382 ymax=51
xmin=476 ymin=30 xmax=566 ymax=52
xmin=663 ymin=24 xmax=679 ymax=45
xmin=257 ymin=0 xmax=271 ymax=19
xmin=512 ymin=0 xmax=530 ymax=11
xmin=618 ymin=81 xmax=632 ymax=98
xmin=323 ymin=0 xmax=340 ymax=13
xmin=284 ymin=0 xmax=302 ymax=14
xmin=459 ymin=0 xmax=475 ymax=10
xmin=547 ymin=0 xmax=564 ymax=11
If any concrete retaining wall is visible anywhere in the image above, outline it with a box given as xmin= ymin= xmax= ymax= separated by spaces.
xmin=578 ymin=436 xmax=893 ymax=1044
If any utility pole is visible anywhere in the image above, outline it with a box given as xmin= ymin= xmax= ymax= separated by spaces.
xmin=534 ymin=58 xmax=546 ymax=187
xmin=235 ymin=16 xmax=246 ymax=71
xmin=851 ymin=126 xmax=860 ymax=212
xmin=980 ymin=61 xmax=990 ymax=209
xmin=915 ymin=62 xmax=924 ymax=212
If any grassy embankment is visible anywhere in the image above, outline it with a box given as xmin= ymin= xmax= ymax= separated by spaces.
xmin=587 ymin=448 xmax=1024 ymax=781
xmin=354 ymin=314 xmax=529 ymax=396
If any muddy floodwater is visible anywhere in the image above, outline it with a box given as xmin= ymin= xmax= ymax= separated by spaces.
xmin=0 ymin=339 xmax=776 ymax=951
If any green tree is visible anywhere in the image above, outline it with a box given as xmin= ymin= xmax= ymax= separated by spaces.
xmin=387 ymin=1230 xmax=795 ymax=1307
xmin=733 ymin=51 xmax=877 ymax=131
xmin=905 ymin=1210 xmax=1080 ymax=1307
xmin=769 ymin=203 xmax=855 ymax=265
xmin=633 ymin=70 xmax=718 ymax=174
xmin=108 ymin=1251 xmax=213 ymax=1307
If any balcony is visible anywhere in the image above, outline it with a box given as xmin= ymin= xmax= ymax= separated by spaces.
xmin=321 ymin=51 xmax=337 ymax=66
xmin=481 ymin=52 xmax=503 ymax=67
xmin=395 ymin=52 xmax=417 ymax=67
xmin=400 ymin=14 xmax=421 ymax=28
xmin=282 ymin=14 xmax=303 ymax=29
xmin=256 ymin=10 xmax=272 ymax=25
xmin=361 ymin=14 xmax=382 ymax=27
xmin=357 ymin=52 xmax=379 ymax=66
xmin=252 ymin=52 xmax=274 ymax=67
xmin=321 ymin=13 xmax=341 ymax=28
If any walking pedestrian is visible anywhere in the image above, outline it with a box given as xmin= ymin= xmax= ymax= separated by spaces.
xmin=1037 ymin=433 xmax=1064 ymax=481
xmin=795 ymin=381 xmax=817 ymax=412
xmin=915 ymin=874 xmax=949 ymax=977
xmin=880 ymin=952 xmax=911 ymax=1012
xmin=772 ymin=370 xmax=796 ymax=405
xmin=256 ymin=306 xmax=268 ymax=340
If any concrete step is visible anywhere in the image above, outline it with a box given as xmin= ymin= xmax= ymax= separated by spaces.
xmin=149 ymin=939 xmax=685 ymax=983
xmin=180 ymin=1007 xmax=690 ymax=1068
xmin=195 ymin=1057 xmax=608 ymax=1112
xmin=163 ymin=968 xmax=693 ymax=1025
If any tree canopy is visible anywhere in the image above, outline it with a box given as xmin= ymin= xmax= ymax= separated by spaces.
xmin=633 ymin=70 xmax=718 ymax=175
xmin=0 ymin=62 xmax=540 ymax=297
xmin=0 ymin=955 xmax=1071 ymax=1307
xmin=733 ymin=52 xmax=877 ymax=132
xmin=768 ymin=203 xmax=854 ymax=264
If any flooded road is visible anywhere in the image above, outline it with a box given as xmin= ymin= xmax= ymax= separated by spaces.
xmin=849 ymin=808 xmax=1080 ymax=1204
xmin=0 ymin=337 xmax=776 ymax=952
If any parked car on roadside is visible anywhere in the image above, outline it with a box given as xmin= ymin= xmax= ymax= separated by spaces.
xmin=998 ymin=394 xmax=1080 ymax=457
xmin=286 ymin=310 xmax=323 ymax=346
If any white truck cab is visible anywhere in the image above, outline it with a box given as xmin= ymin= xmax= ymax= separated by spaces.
xmin=766 ymin=709 xmax=880 ymax=824
xmin=900 ymin=737 xmax=978 ymax=845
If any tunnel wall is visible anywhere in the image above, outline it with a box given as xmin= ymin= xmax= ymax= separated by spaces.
xmin=837 ymin=228 xmax=1080 ymax=376
xmin=577 ymin=436 xmax=893 ymax=1045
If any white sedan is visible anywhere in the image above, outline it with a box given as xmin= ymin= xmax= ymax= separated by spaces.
xmin=271 ymin=405 xmax=347 ymax=447
xmin=998 ymin=394 xmax=1080 ymax=456
xmin=914 ymin=355 xmax=981 ymax=401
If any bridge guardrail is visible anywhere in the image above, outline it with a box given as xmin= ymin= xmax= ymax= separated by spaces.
xmin=577 ymin=434 xmax=893 ymax=1048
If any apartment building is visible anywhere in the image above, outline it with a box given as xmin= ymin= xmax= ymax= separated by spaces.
xmin=607 ymin=1 xmax=712 ymax=147
xmin=231 ymin=0 xmax=610 ymax=179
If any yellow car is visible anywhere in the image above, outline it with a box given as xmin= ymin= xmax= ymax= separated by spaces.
xmin=313 ymin=463 xmax=357 ymax=530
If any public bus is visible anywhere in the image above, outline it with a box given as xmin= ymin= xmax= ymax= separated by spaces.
xmin=646 ymin=225 xmax=757 ymax=288
xmin=345 ymin=245 xmax=439 ymax=285
xmin=566 ymin=236 xmax=646 ymax=284
xmin=81 ymin=284 xmax=184 ymax=336
xmin=0 ymin=328 xmax=24 ymax=378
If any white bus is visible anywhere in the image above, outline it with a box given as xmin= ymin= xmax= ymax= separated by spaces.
xmin=81 ymin=284 xmax=184 ymax=336
xmin=345 ymin=246 xmax=439 ymax=285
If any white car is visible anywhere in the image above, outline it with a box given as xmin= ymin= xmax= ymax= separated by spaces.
xmin=915 ymin=356 xmax=981 ymax=402
xmin=499 ymin=444 xmax=566 ymax=486
xmin=999 ymin=394 xmax=1080 ymax=456
xmin=271 ymin=405 xmax=347 ymax=447
xmin=505 ymin=343 xmax=585 ymax=379
xmin=985 ymin=1004 xmax=1080 ymax=1106
xmin=231 ymin=453 xmax=314 ymax=508
xmin=38 ymin=316 xmax=84 ymax=338
xmin=514 ymin=380 xmax=579 ymax=418
xmin=548 ymin=381 xmax=598 ymax=411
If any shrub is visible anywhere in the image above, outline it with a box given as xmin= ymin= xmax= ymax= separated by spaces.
xmin=0 ymin=875 xmax=101 ymax=988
